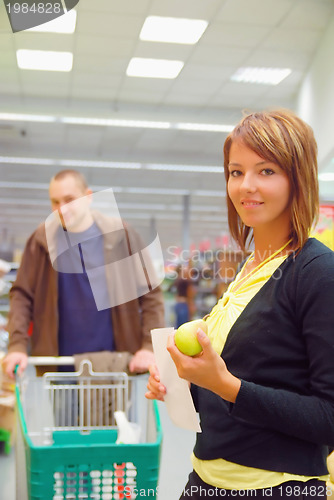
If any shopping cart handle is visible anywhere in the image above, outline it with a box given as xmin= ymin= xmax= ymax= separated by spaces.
xmin=28 ymin=356 xmax=74 ymax=366
xmin=14 ymin=363 xmax=21 ymax=383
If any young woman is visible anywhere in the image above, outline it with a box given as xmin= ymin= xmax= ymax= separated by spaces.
xmin=146 ymin=109 xmax=334 ymax=499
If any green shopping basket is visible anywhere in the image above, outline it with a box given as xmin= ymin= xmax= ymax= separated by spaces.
xmin=15 ymin=360 xmax=162 ymax=500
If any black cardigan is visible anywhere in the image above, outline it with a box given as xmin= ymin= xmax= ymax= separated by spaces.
xmin=191 ymin=238 xmax=334 ymax=476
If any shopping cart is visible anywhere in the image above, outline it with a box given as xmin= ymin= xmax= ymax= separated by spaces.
xmin=15 ymin=357 xmax=162 ymax=500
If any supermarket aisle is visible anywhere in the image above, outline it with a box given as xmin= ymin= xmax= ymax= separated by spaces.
xmin=0 ymin=379 xmax=195 ymax=500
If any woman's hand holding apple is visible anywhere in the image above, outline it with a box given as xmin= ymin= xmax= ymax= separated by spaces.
xmin=167 ymin=328 xmax=241 ymax=403
xmin=145 ymin=364 xmax=167 ymax=401
xmin=174 ymin=319 xmax=207 ymax=356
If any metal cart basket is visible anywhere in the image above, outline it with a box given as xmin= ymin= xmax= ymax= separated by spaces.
xmin=15 ymin=358 xmax=162 ymax=500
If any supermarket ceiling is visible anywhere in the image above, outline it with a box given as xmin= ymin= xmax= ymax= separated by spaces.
xmin=1 ymin=0 xmax=334 ymax=258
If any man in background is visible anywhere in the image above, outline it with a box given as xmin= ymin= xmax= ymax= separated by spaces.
xmin=3 ymin=169 xmax=165 ymax=377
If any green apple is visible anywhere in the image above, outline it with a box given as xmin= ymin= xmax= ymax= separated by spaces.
xmin=174 ymin=319 xmax=208 ymax=356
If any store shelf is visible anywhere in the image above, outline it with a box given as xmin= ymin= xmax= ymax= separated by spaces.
xmin=0 ymin=262 xmax=17 ymax=316
xmin=192 ymin=249 xmax=246 ymax=317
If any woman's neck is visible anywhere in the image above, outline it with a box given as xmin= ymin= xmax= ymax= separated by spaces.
xmin=252 ymin=231 xmax=292 ymax=266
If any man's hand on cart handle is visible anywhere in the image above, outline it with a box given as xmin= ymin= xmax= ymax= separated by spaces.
xmin=2 ymin=351 xmax=28 ymax=379
xmin=129 ymin=348 xmax=155 ymax=374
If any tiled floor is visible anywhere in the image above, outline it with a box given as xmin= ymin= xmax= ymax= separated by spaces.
xmin=0 ymin=375 xmax=195 ymax=500
xmin=0 ymin=441 xmax=15 ymax=498
xmin=157 ymin=399 xmax=195 ymax=500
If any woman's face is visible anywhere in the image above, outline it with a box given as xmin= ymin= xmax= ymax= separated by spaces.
xmin=227 ymin=139 xmax=291 ymax=235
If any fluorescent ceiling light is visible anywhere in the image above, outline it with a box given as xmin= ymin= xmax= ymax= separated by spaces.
xmin=0 ymin=156 xmax=57 ymax=165
xmin=0 ymin=156 xmax=222 ymax=175
xmin=140 ymin=16 xmax=208 ymax=44
xmin=126 ymin=57 xmax=184 ymax=79
xmin=0 ymin=173 xmax=226 ymax=199
xmin=319 ymin=172 xmax=334 ymax=181
xmin=0 ymin=112 xmax=234 ymax=133
xmin=194 ymin=190 xmax=226 ymax=197
xmin=62 ymin=117 xmax=171 ymax=129
xmin=26 ymin=9 xmax=77 ymax=33
xmin=59 ymin=159 xmax=141 ymax=169
xmin=231 ymin=67 xmax=291 ymax=85
xmin=125 ymin=187 xmax=190 ymax=196
xmin=0 ymin=157 xmax=140 ymax=170
xmin=177 ymin=123 xmax=234 ymax=133
xmin=117 ymin=202 xmax=167 ymax=210
xmin=16 ymin=49 xmax=73 ymax=72
xmin=0 ymin=113 xmax=56 ymax=122
xmin=146 ymin=164 xmax=223 ymax=173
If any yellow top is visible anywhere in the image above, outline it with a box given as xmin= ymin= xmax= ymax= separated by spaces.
xmin=192 ymin=251 xmax=329 ymax=489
